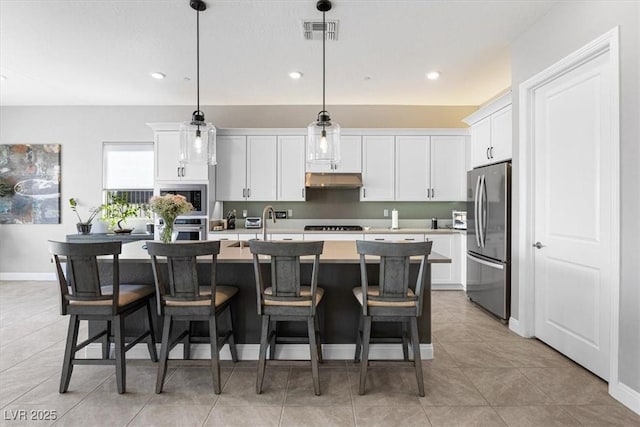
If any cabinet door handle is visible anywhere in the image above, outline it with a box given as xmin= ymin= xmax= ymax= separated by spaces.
xmin=182 ymin=166 xmax=186 ymax=177
xmin=431 ymin=188 xmax=435 ymax=198
xmin=363 ymin=188 xmax=367 ymax=198
xmin=302 ymin=188 xmax=305 ymax=198
xmin=247 ymin=188 xmax=251 ymax=198
xmin=486 ymin=147 xmax=490 ymax=159
xmin=242 ymin=188 xmax=246 ymax=198
xmin=490 ymin=147 xmax=494 ymax=159
xmin=177 ymin=167 xmax=181 ymax=177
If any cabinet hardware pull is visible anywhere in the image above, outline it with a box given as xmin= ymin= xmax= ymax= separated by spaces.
xmin=431 ymin=188 xmax=435 ymax=198
xmin=486 ymin=147 xmax=490 ymax=159
xmin=375 ymin=238 xmax=384 ymax=241
xmin=363 ymin=188 xmax=367 ymax=198
xmin=182 ymin=167 xmax=186 ymax=177
xmin=490 ymin=147 xmax=494 ymax=159
xmin=242 ymin=188 xmax=246 ymax=198
xmin=247 ymin=188 xmax=251 ymax=198
xmin=177 ymin=167 xmax=180 ymax=177
xmin=302 ymin=188 xmax=305 ymax=198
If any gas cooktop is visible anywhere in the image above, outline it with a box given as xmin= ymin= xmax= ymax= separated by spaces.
xmin=303 ymin=225 xmax=363 ymax=231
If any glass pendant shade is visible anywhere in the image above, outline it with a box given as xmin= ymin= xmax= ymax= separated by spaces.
xmin=179 ymin=114 xmax=216 ymax=165
xmin=307 ymin=116 xmax=340 ymax=164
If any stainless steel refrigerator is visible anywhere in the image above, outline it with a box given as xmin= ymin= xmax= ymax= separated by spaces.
xmin=467 ymin=161 xmax=511 ymax=321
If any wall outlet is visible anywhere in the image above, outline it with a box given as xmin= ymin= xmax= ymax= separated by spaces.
xmin=383 ymin=209 xmax=389 ymax=217
xmin=288 ymin=209 xmax=293 ymax=218
xmin=242 ymin=209 xmax=248 ymax=218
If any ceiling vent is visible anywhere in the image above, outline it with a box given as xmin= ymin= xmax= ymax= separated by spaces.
xmin=302 ymin=20 xmax=339 ymax=41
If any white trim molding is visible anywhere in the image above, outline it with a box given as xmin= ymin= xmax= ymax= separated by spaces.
xmin=0 ymin=272 xmax=56 ymax=281
xmin=518 ymin=26 xmax=623 ymax=403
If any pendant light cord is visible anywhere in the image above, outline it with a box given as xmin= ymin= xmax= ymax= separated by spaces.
xmin=196 ymin=8 xmax=200 ymax=113
xmin=322 ymin=9 xmax=326 ymax=114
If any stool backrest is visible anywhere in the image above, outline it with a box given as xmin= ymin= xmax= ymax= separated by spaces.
xmin=48 ymin=240 xmax=122 ymax=314
xmin=249 ymin=240 xmax=324 ymax=315
xmin=146 ymin=240 xmax=220 ymax=314
xmin=356 ymin=240 xmax=432 ymax=315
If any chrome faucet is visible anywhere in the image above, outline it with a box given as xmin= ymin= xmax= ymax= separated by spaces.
xmin=261 ymin=205 xmax=276 ymax=241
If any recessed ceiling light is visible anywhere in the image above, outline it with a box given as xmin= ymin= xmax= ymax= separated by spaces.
xmin=426 ymin=71 xmax=440 ymax=81
xmin=363 ymin=76 xmax=372 ymax=81
xmin=150 ymin=72 xmax=166 ymax=80
xmin=289 ymin=71 xmax=303 ymax=80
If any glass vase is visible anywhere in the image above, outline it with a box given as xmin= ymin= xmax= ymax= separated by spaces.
xmin=159 ymin=219 xmax=177 ymax=243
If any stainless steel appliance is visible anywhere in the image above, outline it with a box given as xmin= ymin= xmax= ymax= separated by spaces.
xmin=452 ymin=211 xmax=467 ymax=230
xmin=245 ymin=217 xmax=262 ymax=229
xmin=159 ymin=217 xmax=207 ymax=241
xmin=304 ymin=225 xmax=363 ymax=231
xmin=158 ymin=184 xmax=207 ymax=216
xmin=467 ymin=162 xmax=511 ymax=320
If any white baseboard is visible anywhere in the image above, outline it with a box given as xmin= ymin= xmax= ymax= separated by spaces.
xmin=610 ymin=380 xmax=640 ymax=415
xmin=87 ymin=343 xmax=434 ymax=361
xmin=0 ymin=272 xmax=56 ymax=281
xmin=432 ymin=284 xmax=464 ymax=291
xmin=509 ymin=316 xmax=525 ymax=337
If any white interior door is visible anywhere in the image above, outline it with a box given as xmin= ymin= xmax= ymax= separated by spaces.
xmin=533 ymin=49 xmax=613 ymax=380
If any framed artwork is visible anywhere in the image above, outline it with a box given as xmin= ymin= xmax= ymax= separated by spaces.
xmin=0 ymin=144 xmax=61 ymax=224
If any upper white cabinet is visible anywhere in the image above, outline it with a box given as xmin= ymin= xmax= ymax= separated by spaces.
xmin=306 ymin=135 xmax=362 ymax=173
xmin=430 ymin=136 xmax=466 ymax=201
xmin=154 ymin=131 xmax=208 ymax=182
xmin=361 ymin=136 xmax=395 ymax=201
xmin=463 ymin=92 xmax=512 ymax=168
xmin=278 ymin=136 xmax=306 ymax=201
xmin=395 ymin=136 xmax=430 ymax=201
xmin=216 ymin=135 xmax=277 ymax=201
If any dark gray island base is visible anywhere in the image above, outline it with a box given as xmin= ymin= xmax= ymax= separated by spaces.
xmin=93 ymin=241 xmax=450 ymax=355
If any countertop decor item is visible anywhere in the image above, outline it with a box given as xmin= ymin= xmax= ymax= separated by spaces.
xmin=307 ymin=0 xmax=341 ymax=166
xmin=69 ymin=198 xmax=102 ymax=234
xmin=102 ymin=192 xmax=139 ymax=234
xmin=149 ymin=194 xmax=194 ymax=243
xmin=179 ymin=0 xmax=216 ymax=166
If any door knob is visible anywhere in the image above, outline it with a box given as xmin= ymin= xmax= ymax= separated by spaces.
xmin=533 ymin=241 xmax=545 ymax=249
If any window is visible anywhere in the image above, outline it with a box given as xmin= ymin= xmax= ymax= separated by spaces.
xmin=102 ymin=142 xmax=154 ymax=216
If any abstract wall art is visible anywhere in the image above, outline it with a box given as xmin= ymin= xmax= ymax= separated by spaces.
xmin=0 ymin=144 xmax=61 ymax=224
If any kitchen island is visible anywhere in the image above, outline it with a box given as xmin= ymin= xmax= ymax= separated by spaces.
xmin=96 ymin=240 xmax=450 ymax=359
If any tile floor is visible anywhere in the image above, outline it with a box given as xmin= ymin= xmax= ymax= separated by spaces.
xmin=1 ymin=280 xmax=638 ymax=426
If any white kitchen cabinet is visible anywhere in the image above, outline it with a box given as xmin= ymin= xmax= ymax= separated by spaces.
xmin=361 ymin=136 xmax=395 ymax=201
xmin=395 ymin=136 xmax=430 ymax=201
xmin=216 ymin=135 xmax=277 ymax=201
xmin=430 ymin=136 xmax=466 ymax=201
xmin=268 ymin=233 xmax=304 ymax=241
xmin=464 ymin=92 xmax=512 ymax=168
xmin=278 ymin=136 xmax=306 ymax=201
xmin=303 ymin=233 xmax=364 ymax=241
xmin=426 ymin=233 xmax=462 ymax=286
xmin=155 ymin=131 xmax=208 ymax=182
xmin=306 ymin=135 xmax=361 ymax=173
xmin=237 ymin=232 xmax=259 ymax=241
xmin=394 ymin=135 xmax=466 ymax=201
xmin=208 ymin=234 xmax=234 ymax=241
xmin=364 ymin=234 xmax=425 ymax=242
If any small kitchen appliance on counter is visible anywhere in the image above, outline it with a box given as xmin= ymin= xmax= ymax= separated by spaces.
xmin=245 ymin=217 xmax=262 ymax=229
xmin=226 ymin=210 xmax=236 ymax=230
xmin=452 ymin=211 xmax=467 ymax=230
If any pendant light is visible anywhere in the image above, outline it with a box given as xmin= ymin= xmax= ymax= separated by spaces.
xmin=179 ymin=0 xmax=216 ymax=165
xmin=307 ymin=0 xmax=340 ymax=165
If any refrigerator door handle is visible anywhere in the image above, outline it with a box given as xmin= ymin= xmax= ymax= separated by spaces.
xmin=478 ymin=174 xmax=486 ymax=248
xmin=474 ymin=175 xmax=482 ymax=248
xmin=467 ymin=253 xmax=504 ymax=270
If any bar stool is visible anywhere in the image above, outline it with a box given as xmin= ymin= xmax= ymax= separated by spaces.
xmin=49 ymin=241 xmax=158 ymax=394
xmin=352 ymin=240 xmax=432 ymax=396
xmin=146 ymin=240 xmax=238 ymax=394
xmin=249 ymin=240 xmax=324 ymax=395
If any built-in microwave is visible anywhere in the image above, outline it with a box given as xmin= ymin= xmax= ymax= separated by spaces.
xmin=158 ymin=184 xmax=207 ymax=216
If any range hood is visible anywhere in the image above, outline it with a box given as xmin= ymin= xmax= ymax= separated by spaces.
xmin=305 ymin=172 xmax=363 ymax=189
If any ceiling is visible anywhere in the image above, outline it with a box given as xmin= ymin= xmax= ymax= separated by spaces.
xmin=0 ymin=0 xmax=558 ymax=107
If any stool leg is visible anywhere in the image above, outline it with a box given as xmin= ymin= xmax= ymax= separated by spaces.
xmin=156 ymin=315 xmax=173 ymax=394
xmin=145 ymin=301 xmax=158 ymax=362
xmin=114 ymin=315 xmax=126 ymax=394
xmin=354 ymin=314 xmax=363 ymax=363
xmin=359 ymin=316 xmax=372 ymax=395
xmin=60 ymin=315 xmax=79 ymax=393
xmin=269 ymin=320 xmax=277 ymax=360
xmin=226 ymin=305 xmax=238 ymax=363
xmin=409 ymin=317 xmax=425 ymax=397
xmin=183 ymin=321 xmax=192 ymax=360
xmin=256 ymin=315 xmax=270 ymax=394
xmin=102 ymin=320 xmax=111 ymax=360
xmin=401 ymin=321 xmax=409 ymax=362
xmin=314 ymin=315 xmax=323 ymax=364
xmin=308 ymin=316 xmax=321 ymax=395
xmin=209 ymin=314 xmax=221 ymax=394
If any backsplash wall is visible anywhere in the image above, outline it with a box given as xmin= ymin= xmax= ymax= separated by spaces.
xmin=221 ymin=189 xmax=466 ymax=220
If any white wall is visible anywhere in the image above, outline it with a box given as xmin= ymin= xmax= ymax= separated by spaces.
xmin=510 ymin=1 xmax=639 ymax=394
xmin=0 ymin=104 xmax=474 ymax=275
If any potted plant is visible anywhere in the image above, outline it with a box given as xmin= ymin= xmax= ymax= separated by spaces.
xmin=69 ymin=198 xmax=102 ymax=234
xmin=102 ymin=192 xmax=139 ymax=234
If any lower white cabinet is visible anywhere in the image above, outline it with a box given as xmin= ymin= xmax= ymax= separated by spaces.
xmin=363 ymin=234 xmax=424 ymax=242
xmin=303 ymin=233 xmax=364 ymax=241
xmin=426 ymin=233 xmax=462 ymax=286
xmin=268 ymin=233 xmax=304 ymax=241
